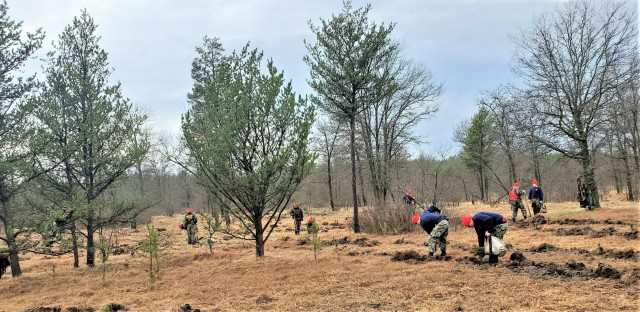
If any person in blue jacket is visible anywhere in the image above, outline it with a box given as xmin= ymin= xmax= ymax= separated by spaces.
xmin=412 ymin=204 xmax=448 ymax=257
xmin=461 ymin=212 xmax=508 ymax=263
xmin=528 ymin=179 xmax=544 ymax=215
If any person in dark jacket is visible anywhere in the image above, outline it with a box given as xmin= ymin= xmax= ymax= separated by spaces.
xmin=461 ymin=212 xmax=508 ymax=263
xmin=402 ymin=189 xmax=415 ymax=206
xmin=528 ymin=180 xmax=544 ymax=215
xmin=413 ymin=204 xmax=448 ymax=257
xmin=289 ymin=203 xmax=304 ymax=235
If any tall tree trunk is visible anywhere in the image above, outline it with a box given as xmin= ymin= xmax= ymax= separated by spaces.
xmin=432 ymin=170 xmax=439 ymax=205
xmin=71 ymin=222 xmax=79 ymax=268
xmin=254 ymin=212 xmax=264 ymax=257
xmin=1 ymin=199 xmax=22 ymax=277
xmin=579 ymin=141 xmax=600 ymax=208
xmin=86 ymin=224 xmax=95 ymax=267
xmin=350 ymin=115 xmax=360 ymax=233
xmin=608 ymin=139 xmax=622 ymax=194
xmin=356 ymin=150 xmax=367 ymax=207
xmin=326 ymin=154 xmax=336 ymax=211
xmin=460 ymin=177 xmax=468 ymax=201
xmin=623 ymin=155 xmax=635 ymax=201
xmin=506 ymin=151 xmax=517 ymax=184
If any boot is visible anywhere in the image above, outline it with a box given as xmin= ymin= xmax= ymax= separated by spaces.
xmin=440 ymin=250 xmax=447 ymax=257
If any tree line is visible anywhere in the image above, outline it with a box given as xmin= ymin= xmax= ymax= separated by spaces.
xmin=1 ymin=0 xmax=637 ymax=278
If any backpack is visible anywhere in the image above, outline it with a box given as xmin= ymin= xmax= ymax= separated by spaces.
xmin=484 ymin=234 xmax=506 ymax=256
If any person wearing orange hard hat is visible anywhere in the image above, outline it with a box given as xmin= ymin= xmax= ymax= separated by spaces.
xmin=508 ymin=182 xmax=527 ymax=222
xmin=528 ymin=180 xmax=544 ymax=215
xmin=289 ymin=203 xmax=304 ymax=235
xmin=412 ymin=204 xmax=448 ymax=257
xmin=402 ymin=189 xmax=415 ymax=204
xmin=461 ymin=212 xmax=508 ymax=263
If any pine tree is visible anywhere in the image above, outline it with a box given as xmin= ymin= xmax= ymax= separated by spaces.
xmin=182 ymin=43 xmax=315 ymax=257
xmin=0 ymin=0 xmax=44 ymax=277
xmin=34 ymin=10 xmax=149 ymax=267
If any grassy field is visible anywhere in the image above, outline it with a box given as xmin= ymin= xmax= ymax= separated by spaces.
xmin=1 ymin=198 xmax=638 ymax=311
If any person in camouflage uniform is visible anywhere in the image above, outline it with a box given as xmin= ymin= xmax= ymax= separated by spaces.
xmin=508 ymin=182 xmax=527 ymax=222
xmin=413 ymin=204 xmax=448 ymax=257
xmin=577 ymin=176 xmax=595 ymax=210
xmin=461 ymin=212 xmax=508 ymax=263
xmin=181 ymin=208 xmax=198 ymax=244
xmin=289 ymin=203 xmax=304 ymax=235
xmin=43 ymin=208 xmax=73 ymax=247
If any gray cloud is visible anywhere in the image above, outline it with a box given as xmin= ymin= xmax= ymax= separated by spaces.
xmin=9 ymin=0 xmax=586 ymax=156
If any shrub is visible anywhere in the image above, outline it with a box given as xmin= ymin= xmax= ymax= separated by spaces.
xmin=360 ymin=200 xmax=415 ymax=234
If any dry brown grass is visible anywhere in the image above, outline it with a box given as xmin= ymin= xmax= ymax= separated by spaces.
xmin=1 ymin=199 xmax=639 ymax=311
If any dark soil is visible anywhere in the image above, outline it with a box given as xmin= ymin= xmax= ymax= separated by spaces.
xmin=391 ymin=251 xmax=449 ymax=263
xmin=550 ymin=226 xmax=636 ymax=240
xmin=547 ymin=218 xmax=633 ymax=226
xmin=353 ymin=237 xmax=380 ymax=247
xmin=256 ymin=295 xmax=276 ymax=304
xmin=328 ymin=237 xmax=351 ymax=245
xmin=510 ymin=251 xmax=527 ymax=262
xmin=454 ymin=256 xmax=486 ymax=265
xmin=24 ymin=308 xmax=61 ymax=312
xmin=64 ymin=308 xmax=95 ymax=312
xmin=506 ymin=253 xmax=625 ymax=281
xmin=103 ymin=304 xmax=128 ymax=311
xmin=64 ymin=308 xmax=94 ymax=312
xmin=548 ymin=219 xmax=601 ymax=225
xmin=602 ymin=249 xmax=639 ymax=260
xmin=529 ymin=243 xmax=557 ymax=252
xmin=297 ymin=238 xmax=309 ymax=245
xmin=529 ymin=215 xmax=547 ymax=225
xmin=393 ymin=238 xmax=414 ymax=244
xmin=594 ymin=263 xmax=622 ymax=279
xmin=622 ymin=231 xmax=638 ymax=240
xmin=281 ymin=236 xmax=290 ymax=242
xmin=176 ymin=304 xmax=201 ymax=312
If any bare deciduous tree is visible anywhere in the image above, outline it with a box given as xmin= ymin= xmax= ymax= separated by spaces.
xmin=513 ymin=1 xmax=638 ymax=208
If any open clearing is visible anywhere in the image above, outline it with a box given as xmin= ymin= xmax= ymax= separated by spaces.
xmin=1 ymin=200 xmax=638 ymax=311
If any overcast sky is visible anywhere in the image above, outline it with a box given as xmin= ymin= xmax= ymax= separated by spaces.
xmin=9 ymin=0 xmax=608 ymax=156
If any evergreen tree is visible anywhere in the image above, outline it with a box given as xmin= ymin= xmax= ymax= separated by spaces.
xmin=0 ymin=0 xmax=45 ymax=277
xmin=34 ymin=10 xmax=149 ymax=267
xmin=182 ymin=44 xmax=315 ymax=257
xmin=304 ymin=1 xmax=397 ymax=232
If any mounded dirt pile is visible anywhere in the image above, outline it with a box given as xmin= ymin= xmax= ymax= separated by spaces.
xmin=391 ymin=251 xmax=449 ymax=263
xmin=328 ymin=236 xmax=351 ymax=245
xmin=506 ymin=253 xmax=625 ymax=281
xmin=602 ymin=249 xmax=639 ymax=260
xmin=64 ymin=308 xmax=94 ymax=312
xmin=590 ymin=227 xmax=616 ymax=238
xmin=594 ymin=263 xmax=622 ymax=279
xmin=529 ymin=243 xmax=556 ymax=252
xmin=353 ymin=237 xmax=380 ymax=247
xmin=103 ymin=304 xmax=128 ymax=311
xmin=529 ymin=215 xmax=547 ymax=225
xmin=393 ymin=238 xmax=413 ymax=244
xmin=177 ymin=304 xmax=201 ymax=312
xmin=454 ymin=256 xmax=485 ymax=265
xmin=552 ymin=226 xmax=594 ymax=236
xmin=622 ymin=230 xmax=638 ymax=240
xmin=256 ymin=295 xmax=276 ymax=304
xmin=549 ymin=219 xmax=600 ymax=225
xmin=510 ymin=251 xmax=527 ymax=262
